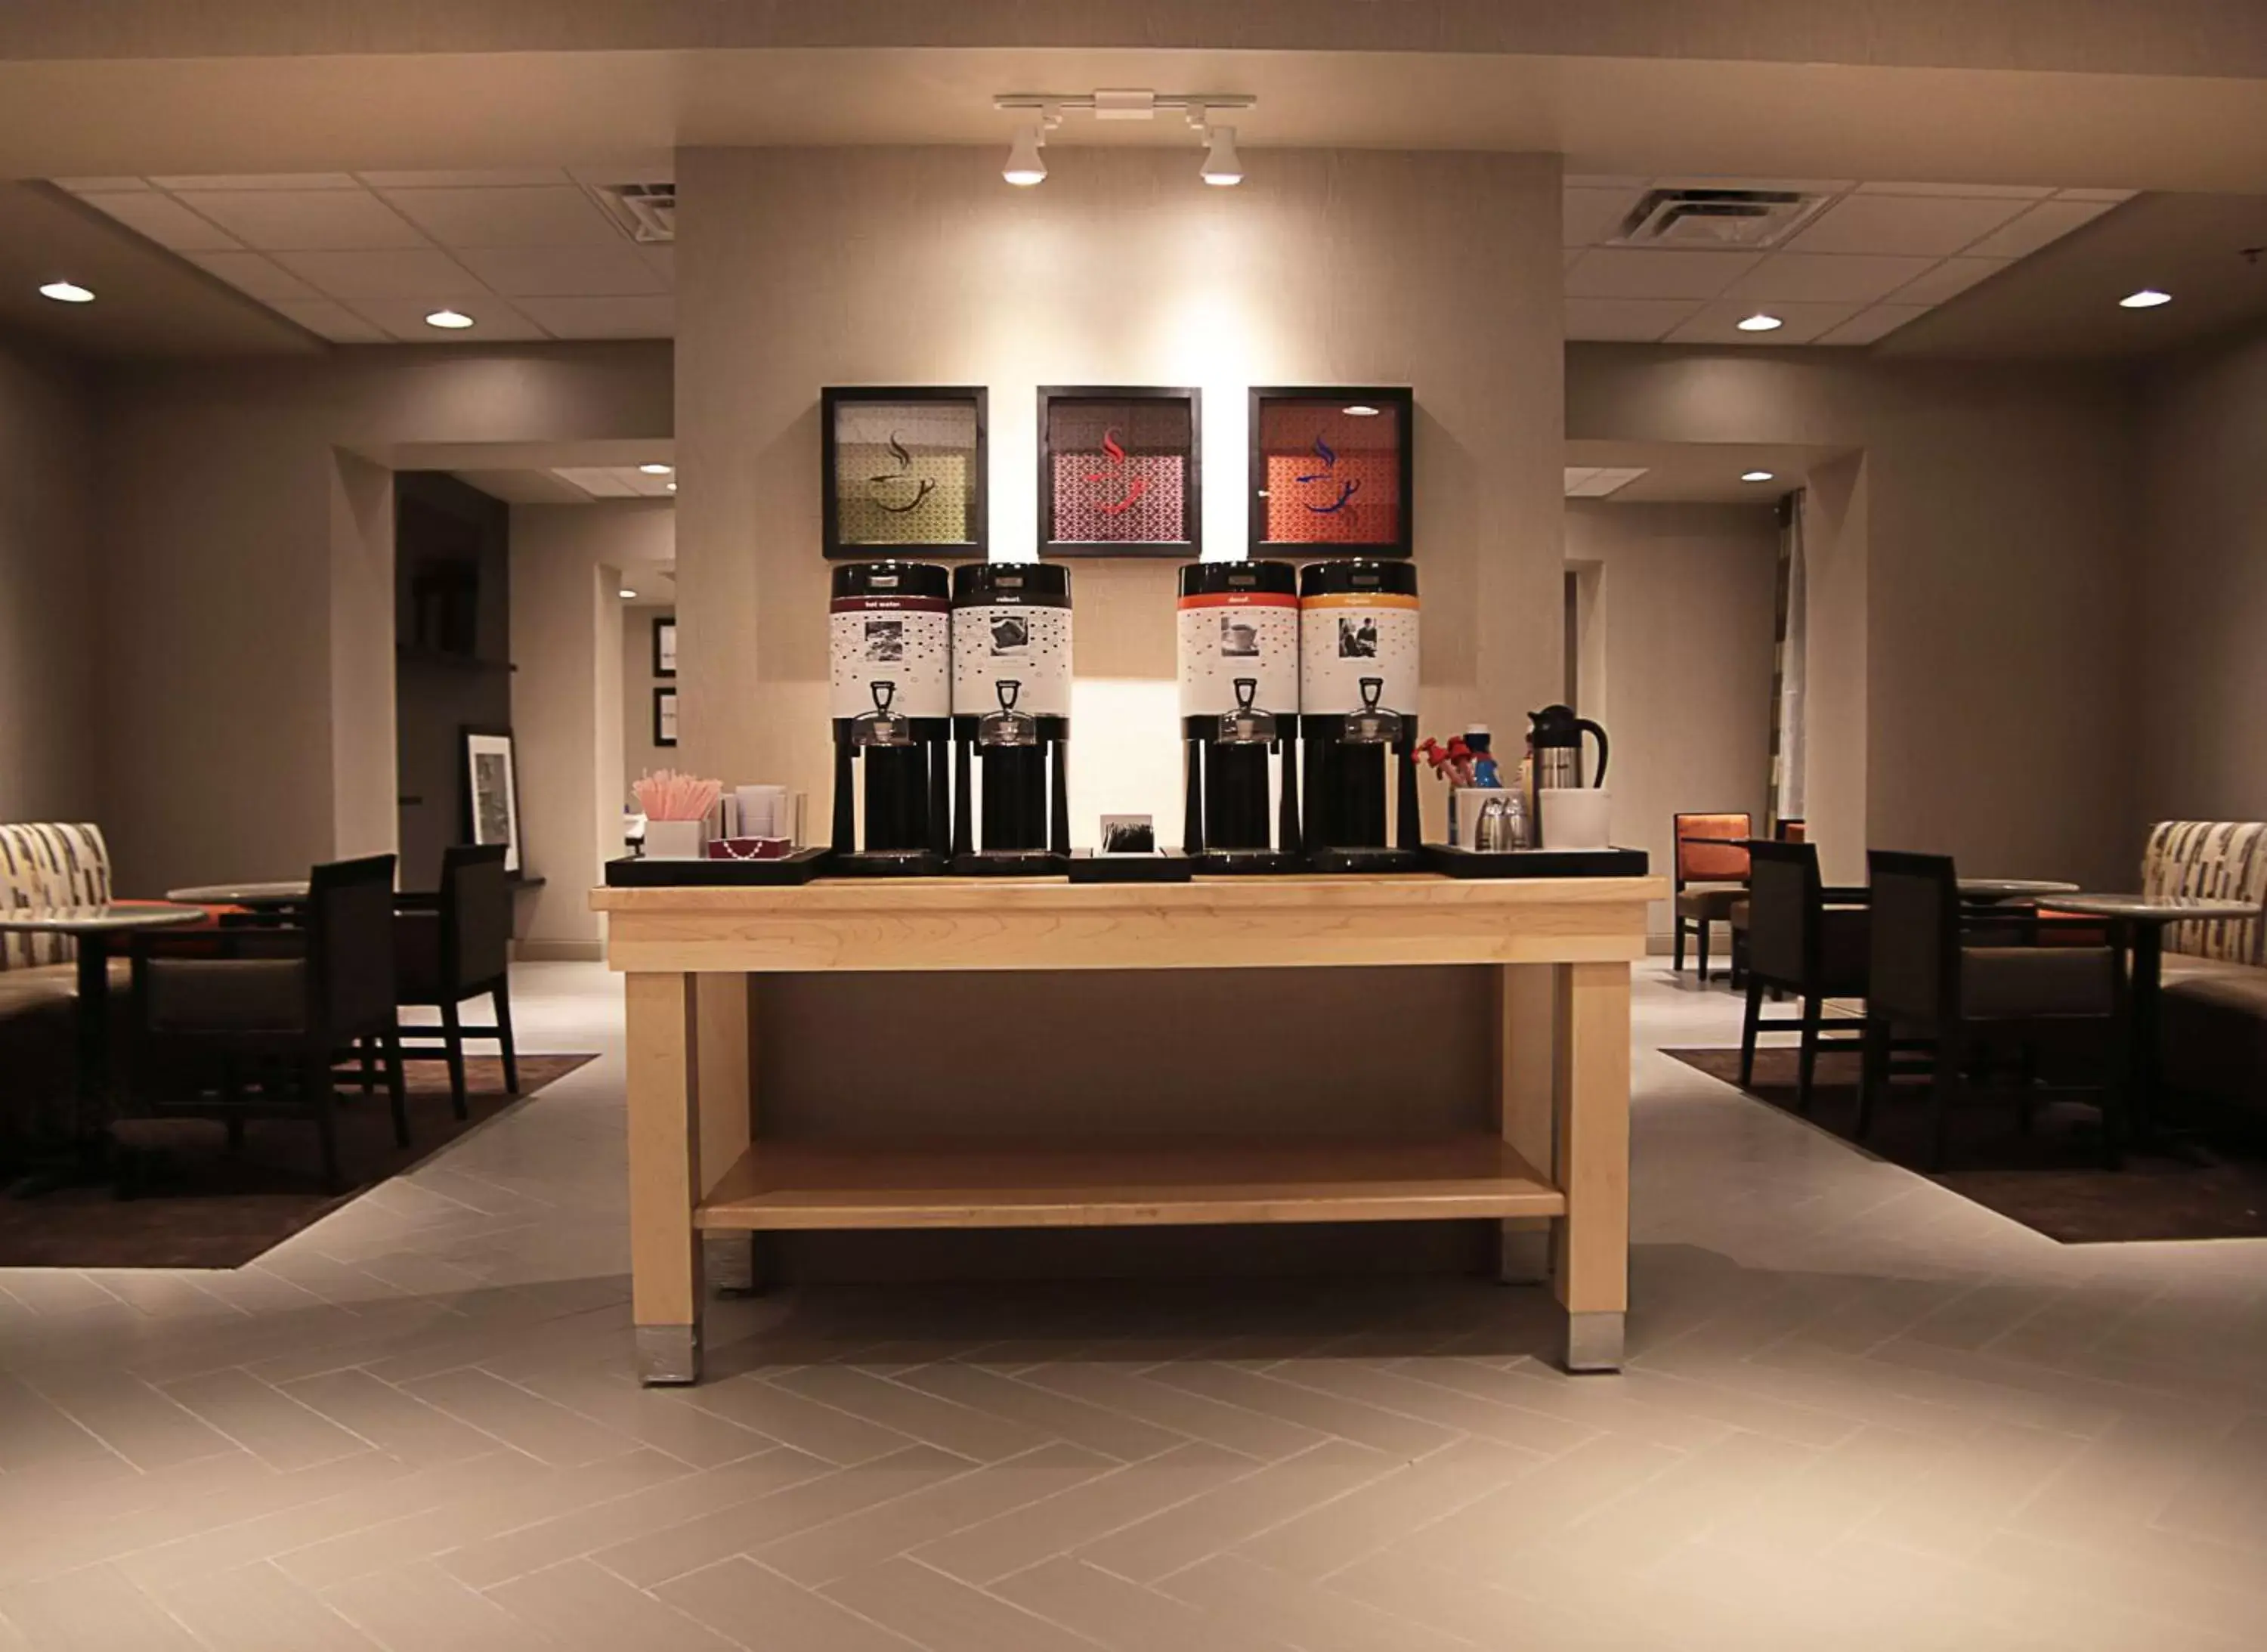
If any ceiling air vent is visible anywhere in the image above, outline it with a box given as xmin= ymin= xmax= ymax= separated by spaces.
xmin=1613 ymin=188 xmax=1826 ymax=249
xmin=587 ymin=181 xmax=676 ymax=243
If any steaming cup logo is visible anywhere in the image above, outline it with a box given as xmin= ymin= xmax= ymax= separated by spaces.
xmin=1082 ymin=428 xmax=1148 ymax=515
xmin=1220 ymin=617 xmax=1261 ymax=657
xmin=1296 ymin=433 xmax=1361 ymax=515
xmin=867 ymin=431 xmax=937 ymax=515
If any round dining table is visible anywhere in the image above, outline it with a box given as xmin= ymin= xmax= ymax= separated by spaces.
xmin=2043 ymin=893 xmax=2262 ymax=1146
xmin=1956 ymin=878 xmax=2080 ymax=902
xmin=0 ymin=903 xmax=209 ymax=1171
xmin=165 ymin=880 xmax=310 ymax=908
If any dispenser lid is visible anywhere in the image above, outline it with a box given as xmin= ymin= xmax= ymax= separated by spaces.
xmin=832 ymin=560 xmax=950 ymax=602
xmin=1179 ymin=559 xmax=1297 ymax=599
xmin=953 ymin=561 xmax=1070 ymax=606
xmin=1298 ymin=558 xmax=1418 ymax=599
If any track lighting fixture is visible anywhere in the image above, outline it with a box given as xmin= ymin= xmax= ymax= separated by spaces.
xmin=1003 ymin=122 xmax=1048 ymax=187
xmin=993 ymin=91 xmax=1257 ymax=187
xmin=1199 ymin=125 xmax=1243 ymax=187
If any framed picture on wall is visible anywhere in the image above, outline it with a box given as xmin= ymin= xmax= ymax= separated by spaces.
xmin=652 ymin=617 xmax=676 ymax=677
xmin=1038 ymin=386 xmax=1201 ymax=557
xmin=654 ymin=687 xmax=679 ymax=747
xmin=821 ymin=386 xmax=988 ymax=559
xmin=460 ymin=726 xmax=522 ymax=874
xmin=1248 ymin=387 xmax=1413 ymax=558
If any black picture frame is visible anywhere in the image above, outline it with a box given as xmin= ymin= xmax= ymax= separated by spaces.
xmin=460 ymin=725 xmax=522 ymax=875
xmin=1038 ymin=385 xmax=1202 ymax=558
xmin=821 ymin=386 xmax=989 ymax=560
xmin=651 ymin=616 xmax=676 ymax=678
xmin=1248 ymin=387 xmax=1414 ymax=558
xmin=653 ymin=687 xmax=679 ymax=748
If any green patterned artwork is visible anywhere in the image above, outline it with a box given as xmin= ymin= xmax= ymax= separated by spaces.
xmin=824 ymin=389 xmax=988 ymax=558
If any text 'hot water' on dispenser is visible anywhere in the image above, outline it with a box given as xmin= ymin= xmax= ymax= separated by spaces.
xmin=829 ymin=560 xmax=952 ymax=874
xmin=1299 ymin=558 xmax=1423 ymax=872
xmin=951 ymin=562 xmax=1072 ymax=874
xmin=1178 ymin=561 xmax=1301 ymax=872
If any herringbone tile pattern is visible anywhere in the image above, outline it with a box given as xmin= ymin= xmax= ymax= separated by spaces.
xmin=2 ymin=964 xmax=2265 ymax=1649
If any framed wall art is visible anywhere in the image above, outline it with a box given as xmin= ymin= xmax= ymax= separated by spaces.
xmin=653 ymin=687 xmax=679 ymax=748
xmin=1038 ymin=386 xmax=1201 ymax=557
xmin=651 ymin=616 xmax=676 ymax=678
xmin=1248 ymin=387 xmax=1413 ymax=558
xmin=821 ymin=386 xmax=988 ymax=559
xmin=460 ymin=726 xmax=523 ymax=874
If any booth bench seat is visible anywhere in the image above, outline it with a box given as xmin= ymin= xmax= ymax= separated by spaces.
xmin=2144 ymin=821 xmax=2267 ymax=1122
xmin=0 ymin=824 xmax=116 ymax=1113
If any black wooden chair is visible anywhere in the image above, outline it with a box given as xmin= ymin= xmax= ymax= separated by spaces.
xmin=126 ymin=855 xmax=405 ymax=1193
xmin=1860 ymin=849 xmax=2127 ymax=1170
xmin=1738 ymin=840 xmax=1872 ymax=1113
xmin=392 ymin=843 xmax=518 ymax=1118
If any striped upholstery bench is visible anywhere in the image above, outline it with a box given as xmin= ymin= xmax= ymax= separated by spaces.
xmin=2144 ymin=821 xmax=2267 ymax=1118
xmin=0 ymin=823 xmax=116 ymax=1115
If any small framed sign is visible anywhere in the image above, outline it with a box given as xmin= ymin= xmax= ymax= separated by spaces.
xmin=653 ymin=687 xmax=679 ymax=747
xmin=652 ymin=616 xmax=677 ymax=678
xmin=461 ymin=726 xmax=522 ymax=874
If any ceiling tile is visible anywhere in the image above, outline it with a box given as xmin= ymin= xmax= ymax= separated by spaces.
xmin=1786 ymin=193 xmax=2033 ymax=256
xmin=1564 ymin=298 xmax=1693 ymax=342
xmin=1563 ymin=187 xmax=1641 ymax=247
xmin=1563 ymin=247 xmax=1584 ymax=271
xmin=565 ymin=160 xmax=676 ymax=189
xmin=270 ymin=247 xmax=485 ymax=299
xmin=1885 ymin=256 xmax=2011 ymax=306
xmin=79 ymin=190 xmax=242 ymax=252
xmin=1565 ymin=247 xmax=1761 ymax=300
xmin=376 ymin=184 xmax=621 ymax=248
xmin=1651 ymin=176 xmax=1855 ymax=196
xmin=342 ymin=295 xmax=549 ymax=343
xmin=356 ymin=168 xmax=571 ymax=189
xmin=2057 ymin=187 xmax=2139 ymax=203
xmin=1721 ymin=252 xmax=1938 ymax=305
xmin=1960 ymin=197 xmax=2116 ymax=258
xmin=185 ymin=189 xmax=429 ymax=251
xmin=554 ymin=465 xmax=642 ymax=497
xmin=53 ymin=177 xmax=150 ymax=193
xmin=1853 ymin=181 xmax=2056 ymax=199
xmin=1563 ymin=175 xmax=1650 ymax=190
xmin=512 ymin=295 xmax=675 ymax=338
xmin=1665 ymin=300 xmax=1857 ymax=345
xmin=451 ymin=242 xmax=668 ymax=297
xmin=184 ymin=250 xmax=321 ymax=302
xmin=635 ymin=244 xmax=675 ymax=284
xmin=268 ymin=298 xmax=388 ymax=343
xmin=1818 ymin=305 xmax=1931 ymax=346
xmin=152 ymin=173 xmax=362 ymax=191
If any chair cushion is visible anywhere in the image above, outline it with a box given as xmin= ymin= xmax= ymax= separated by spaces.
xmin=2160 ymin=960 xmax=2267 ymax=1110
xmin=146 ymin=958 xmax=307 ymax=1032
xmin=1961 ymin=947 xmax=2115 ymax=1019
xmin=1677 ymin=886 xmax=1747 ymax=923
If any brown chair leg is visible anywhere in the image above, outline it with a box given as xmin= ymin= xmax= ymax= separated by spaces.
xmin=1929 ymin=1033 xmax=1962 ymax=1171
xmin=1796 ymin=994 xmax=1825 ymax=1115
xmin=358 ymin=1038 xmax=377 ymax=1094
xmin=1857 ymin=1014 xmax=1885 ymax=1139
xmin=382 ymin=1025 xmax=410 ymax=1149
xmin=1673 ymin=916 xmax=1687 ymax=973
xmin=439 ymin=999 xmax=469 ymax=1121
xmin=1697 ymin=920 xmax=1712 ymax=985
xmin=1738 ymin=976 xmax=1764 ymax=1089
xmin=493 ymin=979 xmax=520 ymax=1095
xmin=305 ymin=1056 xmax=343 ymax=1194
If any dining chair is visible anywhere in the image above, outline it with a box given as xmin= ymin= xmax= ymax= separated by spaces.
xmin=1672 ymin=812 xmax=1752 ymax=982
xmin=391 ymin=843 xmax=518 ymax=1119
xmin=1729 ymin=818 xmax=1810 ymax=987
xmin=1860 ymin=849 xmax=2126 ymax=1170
xmin=125 ymin=855 xmax=406 ymax=1193
xmin=1738 ymin=840 xmax=1871 ymax=1112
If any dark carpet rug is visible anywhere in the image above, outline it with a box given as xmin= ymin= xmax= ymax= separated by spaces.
xmin=0 ymin=1053 xmax=594 ymax=1270
xmin=1669 ymin=1047 xmax=2267 ymax=1245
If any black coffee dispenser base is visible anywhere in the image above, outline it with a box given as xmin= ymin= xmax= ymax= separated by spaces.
xmin=1191 ymin=848 xmax=1304 ymax=876
xmin=1067 ymin=849 xmax=1194 ymax=884
xmin=830 ymin=848 xmax=948 ymax=879
xmin=1305 ymin=846 xmax=1425 ymax=875
xmin=948 ymin=850 xmax=1070 ymax=879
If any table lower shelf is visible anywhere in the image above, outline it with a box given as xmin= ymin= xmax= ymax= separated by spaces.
xmin=693 ymin=1134 xmax=1564 ymax=1232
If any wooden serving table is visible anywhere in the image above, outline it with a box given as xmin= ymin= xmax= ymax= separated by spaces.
xmin=593 ymin=873 xmax=1662 ymax=1384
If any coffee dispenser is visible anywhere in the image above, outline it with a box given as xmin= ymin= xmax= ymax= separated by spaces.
xmin=1298 ymin=560 xmax=1423 ymax=871
xmin=828 ymin=561 xmax=952 ymax=874
xmin=1177 ymin=561 xmax=1301 ymax=871
xmin=950 ymin=562 xmax=1072 ymax=873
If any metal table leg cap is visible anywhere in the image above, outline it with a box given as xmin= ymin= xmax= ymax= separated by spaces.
xmin=1563 ymin=1310 xmax=1625 ymax=1373
xmin=636 ymin=1324 xmax=701 ymax=1385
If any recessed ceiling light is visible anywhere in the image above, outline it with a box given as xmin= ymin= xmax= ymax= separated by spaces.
xmin=1735 ymin=312 xmax=1784 ymax=333
xmin=665 ymin=481 xmax=677 ymax=491
xmin=1742 ymin=470 xmax=1776 ymax=483
xmin=2119 ymin=288 xmax=2172 ymax=309
xmin=1003 ymin=123 xmax=1047 ymax=187
xmin=618 ymin=588 xmax=638 ymax=599
xmin=1342 ymin=404 xmax=1381 ymax=417
xmin=423 ymin=308 xmax=475 ymax=329
xmin=638 ymin=462 xmax=673 ymax=475
xmin=38 ymin=280 xmax=94 ymax=304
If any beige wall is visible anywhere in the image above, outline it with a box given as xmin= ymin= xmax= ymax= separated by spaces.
xmin=509 ymin=500 xmax=673 ymax=954
xmin=673 ymin=145 xmax=1566 ymax=846
xmin=93 ymin=342 xmax=670 ymax=893
xmin=622 ymin=605 xmax=676 ymax=800
xmin=1567 ymin=345 xmax=2138 ymax=888
xmin=2139 ymin=323 xmax=2267 ymax=834
xmin=1564 ymin=500 xmax=1780 ymax=939
xmin=0 ymin=333 xmax=98 ymax=825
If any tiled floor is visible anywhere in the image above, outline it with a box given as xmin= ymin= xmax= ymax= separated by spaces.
xmin=3 ymin=962 xmax=2265 ymax=1650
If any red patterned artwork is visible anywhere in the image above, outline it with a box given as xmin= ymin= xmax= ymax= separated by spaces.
xmin=1046 ymin=397 xmax=1195 ymax=546
xmin=1259 ymin=400 xmax=1406 ymax=547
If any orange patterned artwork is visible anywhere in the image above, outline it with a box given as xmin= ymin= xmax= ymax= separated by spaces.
xmin=1257 ymin=394 xmax=1407 ymax=551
